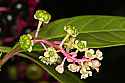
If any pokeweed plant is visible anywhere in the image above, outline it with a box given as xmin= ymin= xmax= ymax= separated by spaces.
xmin=1 ymin=9 xmax=125 ymax=83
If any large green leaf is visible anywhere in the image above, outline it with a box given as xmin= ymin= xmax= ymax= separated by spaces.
xmin=0 ymin=46 xmax=84 ymax=83
xmin=38 ymin=15 xmax=125 ymax=48
xmin=18 ymin=53 xmax=84 ymax=83
xmin=39 ymin=64 xmax=84 ymax=83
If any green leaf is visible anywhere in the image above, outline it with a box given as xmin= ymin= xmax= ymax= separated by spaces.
xmin=0 ymin=46 xmax=84 ymax=83
xmin=42 ymin=65 xmax=84 ymax=83
xmin=18 ymin=53 xmax=84 ymax=83
xmin=38 ymin=15 xmax=125 ymax=48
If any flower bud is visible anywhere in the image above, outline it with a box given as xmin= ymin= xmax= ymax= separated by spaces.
xmin=55 ymin=64 xmax=64 ymax=74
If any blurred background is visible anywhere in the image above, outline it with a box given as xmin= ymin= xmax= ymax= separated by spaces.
xmin=0 ymin=0 xmax=125 ymax=83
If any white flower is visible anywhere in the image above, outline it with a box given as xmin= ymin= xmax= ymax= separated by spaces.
xmin=91 ymin=60 xmax=101 ymax=72
xmin=55 ymin=57 xmax=66 ymax=74
xmin=80 ymin=63 xmax=90 ymax=73
xmin=40 ymin=47 xmax=59 ymax=65
xmin=84 ymin=61 xmax=92 ymax=68
xmin=44 ymin=48 xmax=58 ymax=57
xmin=50 ymin=57 xmax=58 ymax=63
xmin=85 ymin=49 xmax=96 ymax=59
xmin=81 ymin=73 xmax=88 ymax=79
xmin=79 ymin=62 xmax=93 ymax=79
xmin=80 ymin=70 xmax=92 ymax=79
xmin=68 ymin=64 xmax=80 ymax=72
xmin=96 ymin=49 xmax=103 ymax=60
xmin=39 ymin=56 xmax=43 ymax=59
xmin=55 ymin=64 xmax=64 ymax=74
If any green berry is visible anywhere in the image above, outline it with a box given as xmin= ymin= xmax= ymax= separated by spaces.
xmin=19 ymin=34 xmax=33 ymax=52
xmin=34 ymin=10 xmax=51 ymax=23
xmin=74 ymin=40 xmax=87 ymax=52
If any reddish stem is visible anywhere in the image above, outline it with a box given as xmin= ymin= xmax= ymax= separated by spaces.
xmin=34 ymin=39 xmax=88 ymax=63
xmin=0 ymin=46 xmax=21 ymax=65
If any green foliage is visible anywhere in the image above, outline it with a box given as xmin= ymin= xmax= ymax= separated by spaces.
xmin=0 ymin=47 xmax=84 ymax=83
xmin=19 ymin=53 xmax=84 ymax=83
xmin=38 ymin=15 xmax=125 ymax=48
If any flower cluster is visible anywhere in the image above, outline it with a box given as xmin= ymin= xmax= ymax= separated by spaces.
xmin=39 ymin=47 xmax=60 ymax=65
xmin=55 ymin=25 xmax=103 ymax=79
xmin=39 ymin=24 xmax=103 ymax=79
xmin=19 ymin=10 xmax=103 ymax=79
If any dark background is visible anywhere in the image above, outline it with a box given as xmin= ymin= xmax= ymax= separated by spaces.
xmin=1 ymin=0 xmax=125 ymax=83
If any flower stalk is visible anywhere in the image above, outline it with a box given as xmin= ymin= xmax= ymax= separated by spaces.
xmin=35 ymin=21 xmax=43 ymax=38
xmin=59 ymin=34 xmax=70 ymax=47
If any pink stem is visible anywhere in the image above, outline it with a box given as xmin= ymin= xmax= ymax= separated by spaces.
xmin=52 ymin=41 xmax=62 ymax=45
xmin=33 ymin=39 xmax=89 ymax=63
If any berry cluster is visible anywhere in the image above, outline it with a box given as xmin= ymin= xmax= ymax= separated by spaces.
xmin=19 ymin=10 xmax=103 ymax=79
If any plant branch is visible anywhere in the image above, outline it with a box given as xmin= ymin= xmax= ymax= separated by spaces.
xmin=35 ymin=39 xmax=88 ymax=63
xmin=0 ymin=45 xmax=21 ymax=66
